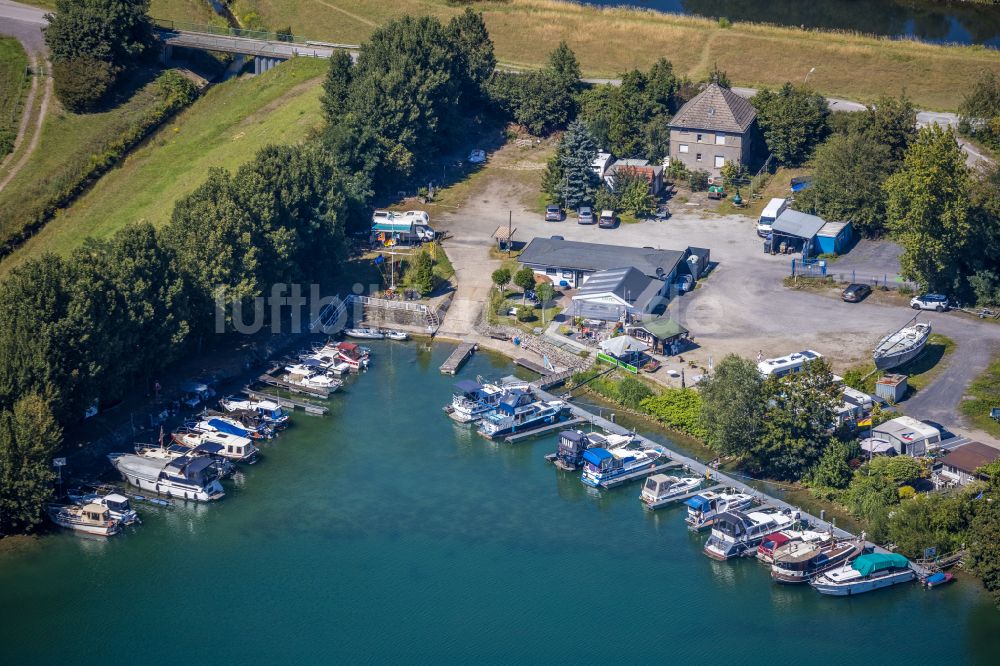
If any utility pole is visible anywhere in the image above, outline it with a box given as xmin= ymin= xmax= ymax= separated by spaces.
xmin=507 ymin=210 xmax=512 ymax=258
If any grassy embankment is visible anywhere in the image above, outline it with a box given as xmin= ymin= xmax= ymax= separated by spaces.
xmin=961 ymin=357 xmax=1000 ymax=438
xmin=0 ymin=38 xmax=30 ymax=159
xmin=26 ymin=0 xmax=218 ymax=21
xmin=0 ymin=57 xmax=327 ymax=274
xmin=236 ymin=0 xmax=1000 ymax=110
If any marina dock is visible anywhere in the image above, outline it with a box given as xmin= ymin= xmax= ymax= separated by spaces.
xmin=440 ymin=342 xmax=476 ymax=375
xmin=503 ymin=417 xmax=585 ymax=443
xmin=255 ymin=374 xmax=331 ymax=399
xmin=242 ymin=387 xmax=329 ymax=415
xmin=597 ymin=460 xmax=683 ymax=489
xmin=513 ymin=357 xmax=553 ymax=376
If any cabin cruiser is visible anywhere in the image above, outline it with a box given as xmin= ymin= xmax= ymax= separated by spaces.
xmin=383 ymin=329 xmax=408 ymax=341
xmin=46 ymin=503 xmax=121 ymax=536
xmin=703 ymin=509 xmax=796 ymax=560
xmin=109 ymin=453 xmax=225 ymax=501
xmin=187 ymin=415 xmax=272 ymax=440
xmin=134 ymin=441 xmax=237 ymax=477
xmin=283 ymin=364 xmax=343 ymax=391
xmin=477 ymin=391 xmax=568 ymax=439
xmin=334 ymin=342 xmax=369 ymax=370
xmin=445 ymin=380 xmax=507 ymax=423
xmin=581 ymin=446 xmax=662 ymax=488
xmin=546 ymin=431 xmax=635 ymax=471
xmin=219 ymin=396 xmax=290 ymax=428
xmin=640 ymin=474 xmax=702 ymax=510
xmin=756 ymin=529 xmax=832 ymax=564
xmin=771 ymin=539 xmax=864 ymax=584
xmin=173 ymin=429 xmax=259 ymax=463
xmin=811 ymin=552 xmax=915 ymax=596
xmin=67 ymin=489 xmax=140 ymax=525
xmin=344 ymin=327 xmax=385 ymax=339
xmin=684 ymin=490 xmax=756 ymax=530
xmin=298 ymin=349 xmax=352 ymax=376
xmin=873 ymin=321 xmax=931 ymax=371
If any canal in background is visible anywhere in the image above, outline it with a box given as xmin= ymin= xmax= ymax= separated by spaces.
xmin=1 ymin=341 xmax=999 ymax=663
xmin=579 ymin=0 xmax=1000 ymax=48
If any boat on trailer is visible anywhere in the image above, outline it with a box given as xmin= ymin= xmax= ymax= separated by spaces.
xmin=811 ymin=552 xmax=915 ymax=596
xmin=640 ymin=474 xmax=702 ymax=509
xmin=46 ymin=502 xmax=121 ymax=536
xmin=770 ymin=538 xmax=864 ymax=584
xmin=873 ymin=319 xmax=931 ymax=370
xmin=703 ymin=508 xmax=796 ymax=560
xmin=684 ymin=490 xmax=756 ymax=531
xmin=581 ymin=446 xmax=662 ymax=488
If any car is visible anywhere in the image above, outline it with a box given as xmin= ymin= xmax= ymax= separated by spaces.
xmin=545 ymin=205 xmax=564 ymax=222
xmin=841 ymin=283 xmax=872 ymax=303
xmin=654 ymin=205 xmax=671 ymax=221
xmin=577 ymin=207 xmax=595 ymax=225
xmin=468 ymin=149 xmax=486 ymax=164
xmin=911 ymin=293 xmax=950 ymax=311
xmin=598 ymin=210 xmax=616 ymax=229
xmin=550 ymin=235 xmax=564 ymax=241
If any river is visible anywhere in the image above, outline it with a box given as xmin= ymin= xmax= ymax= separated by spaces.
xmin=579 ymin=0 xmax=1000 ymax=47
xmin=1 ymin=341 xmax=999 ymax=663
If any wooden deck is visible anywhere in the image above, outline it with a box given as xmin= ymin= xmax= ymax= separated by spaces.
xmin=242 ymin=387 xmax=329 ymax=415
xmin=514 ymin=357 xmax=553 ymax=376
xmin=502 ymin=417 xmax=585 ymax=443
xmin=440 ymin=342 xmax=476 ymax=374
xmin=255 ymin=374 xmax=331 ymax=399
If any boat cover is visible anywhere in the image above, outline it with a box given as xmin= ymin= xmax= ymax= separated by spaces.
xmin=926 ymin=572 xmax=949 ymax=585
xmin=208 ymin=418 xmax=249 ymax=437
xmin=684 ymin=495 xmax=712 ymax=511
xmin=560 ymin=430 xmax=587 ymax=443
xmin=852 ymin=553 xmax=909 ymax=576
xmin=454 ymin=380 xmax=483 ymax=395
xmin=192 ymin=442 xmax=224 ymax=455
xmin=582 ymin=448 xmax=613 ymax=465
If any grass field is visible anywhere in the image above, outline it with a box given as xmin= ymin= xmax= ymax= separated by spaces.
xmin=0 ymin=38 xmax=30 ymax=158
xmin=961 ymin=357 xmax=1000 ymax=438
xmin=222 ymin=0 xmax=1000 ymax=110
xmin=843 ymin=333 xmax=956 ymax=399
xmin=0 ymin=58 xmax=327 ymax=273
xmin=26 ymin=0 xmax=217 ymax=21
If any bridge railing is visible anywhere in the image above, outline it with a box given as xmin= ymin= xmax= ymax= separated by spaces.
xmin=152 ymin=18 xmax=304 ymax=45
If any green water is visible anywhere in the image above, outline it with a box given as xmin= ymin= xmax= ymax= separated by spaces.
xmin=2 ymin=342 xmax=1000 ymax=664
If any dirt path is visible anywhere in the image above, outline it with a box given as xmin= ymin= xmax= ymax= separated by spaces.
xmin=0 ymin=51 xmax=49 ymax=192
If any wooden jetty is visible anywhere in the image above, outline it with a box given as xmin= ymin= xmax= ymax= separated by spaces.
xmin=535 ymin=368 xmax=576 ymax=390
xmin=642 ymin=483 xmax=727 ymax=511
xmin=440 ymin=342 xmax=476 ymax=375
xmin=514 ymin=357 xmax=553 ymax=376
xmin=242 ymin=387 xmax=329 ymax=415
xmin=597 ymin=460 xmax=683 ymax=489
xmin=502 ymin=417 xmax=584 ymax=444
xmin=256 ymin=373 xmax=331 ymax=399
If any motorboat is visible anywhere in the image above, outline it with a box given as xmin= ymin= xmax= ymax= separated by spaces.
xmin=383 ymin=329 xmax=409 ymax=341
xmin=684 ymin=490 xmax=756 ymax=531
xmin=703 ymin=508 xmax=796 ymax=560
xmin=640 ymin=474 xmax=703 ymax=510
xmin=66 ymin=489 xmax=140 ymax=525
xmin=187 ymin=415 xmax=271 ymax=440
xmin=219 ymin=396 xmax=290 ymax=428
xmin=283 ymin=364 xmax=344 ymax=391
xmin=344 ymin=327 xmax=385 ymax=339
xmin=771 ymin=539 xmax=864 ymax=584
xmin=924 ymin=572 xmax=955 ymax=589
xmin=134 ymin=441 xmax=237 ymax=477
xmin=477 ymin=391 xmax=568 ymax=439
xmin=756 ymin=529 xmax=832 ymax=564
xmin=299 ymin=349 xmax=352 ymax=376
xmin=581 ymin=446 xmax=662 ymax=488
xmin=109 ymin=453 xmax=226 ymax=501
xmin=444 ymin=380 xmax=508 ymax=423
xmin=811 ymin=552 xmax=915 ymax=596
xmin=173 ymin=429 xmax=259 ymax=463
xmin=547 ymin=430 xmax=604 ymax=471
xmin=334 ymin=342 xmax=369 ymax=370
xmin=46 ymin=503 xmax=121 ymax=536
xmin=873 ymin=321 xmax=931 ymax=370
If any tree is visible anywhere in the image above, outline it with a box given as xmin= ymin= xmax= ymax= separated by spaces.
xmin=616 ymin=377 xmax=653 ymax=409
xmin=719 ymin=160 xmax=747 ymax=189
xmin=536 ymin=282 xmax=555 ymax=323
xmin=968 ymin=489 xmax=1000 ymax=608
xmin=0 ymin=395 xmax=62 ymax=534
xmin=321 ymin=50 xmax=353 ymax=122
xmin=513 ymin=267 xmax=536 ymax=305
xmin=800 ymin=132 xmax=894 ymax=237
xmin=884 ymin=125 xmax=973 ymax=292
xmin=578 ymin=84 xmax=617 ymax=148
xmin=959 ymin=70 xmax=1000 ymax=151
xmin=51 ymin=56 xmax=116 ymax=112
xmin=707 ymin=64 xmax=731 ymax=88
xmin=608 ymin=70 xmax=652 ymax=157
xmin=863 ymin=455 xmax=927 ymax=484
xmin=548 ymin=41 xmax=581 ymax=94
xmin=593 ymin=187 xmax=619 ymax=213
xmin=751 ymin=83 xmax=830 ymax=165
xmin=862 ymin=94 xmax=917 ymax=163
xmin=688 ymin=169 xmax=710 ymax=191
xmin=553 ymin=120 xmax=599 ymax=209
xmin=491 ymin=267 xmax=511 ymax=293
xmin=614 ymin=168 xmax=655 ymax=218
xmin=446 ymin=8 xmax=495 ymax=105
xmin=885 ymin=492 xmax=973 ymax=559
xmin=809 ymin=440 xmax=853 ymax=489
xmin=488 ymin=70 xmax=573 ymax=136
xmin=411 ymin=250 xmax=435 ymax=295
xmin=843 ymin=473 xmax=899 ymax=524
xmin=697 ymin=354 xmax=767 ymax=456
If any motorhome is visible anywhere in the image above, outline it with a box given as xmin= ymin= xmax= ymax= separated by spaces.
xmin=757 ymin=198 xmax=788 ymax=237
xmin=757 ymin=350 xmax=824 ymax=378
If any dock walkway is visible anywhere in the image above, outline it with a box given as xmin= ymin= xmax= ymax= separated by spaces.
xmin=255 ymin=374 xmax=331 ymax=399
xmin=242 ymin=387 xmax=329 ymax=415
xmin=503 ymin=417 xmax=584 ymax=443
xmin=440 ymin=342 xmax=476 ymax=375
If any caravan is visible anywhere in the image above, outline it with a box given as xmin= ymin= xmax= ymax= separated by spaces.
xmin=757 ymin=198 xmax=788 ymax=237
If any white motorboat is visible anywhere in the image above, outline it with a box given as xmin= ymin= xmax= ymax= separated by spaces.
xmin=873 ymin=321 xmax=931 ymax=370
xmin=684 ymin=490 xmax=756 ymax=530
xmin=445 ymin=380 xmax=509 ymax=423
xmin=173 ymin=429 xmax=259 ymax=463
xmin=640 ymin=474 xmax=703 ymax=510
xmin=67 ymin=490 xmax=140 ymax=525
xmin=476 ymin=391 xmax=568 ymax=439
xmin=134 ymin=441 xmax=236 ymax=477
xmin=333 ymin=342 xmax=369 ymax=370
xmin=581 ymin=446 xmax=663 ymax=488
xmin=109 ymin=453 xmax=225 ymax=501
xmin=756 ymin=529 xmax=832 ymax=564
xmin=344 ymin=327 xmax=385 ymax=339
xmin=811 ymin=552 xmax=915 ymax=596
xmin=219 ymin=396 xmax=290 ymax=427
xmin=703 ymin=508 xmax=796 ymax=560
xmin=46 ymin=503 xmax=121 ymax=536
xmin=383 ymin=329 xmax=409 ymax=340
xmin=771 ymin=538 xmax=864 ymax=584
xmin=283 ymin=364 xmax=343 ymax=391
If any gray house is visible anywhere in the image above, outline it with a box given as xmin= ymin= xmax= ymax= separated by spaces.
xmin=518 ymin=238 xmax=686 ymax=289
xmin=668 ymin=83 xmax=760 ymax=175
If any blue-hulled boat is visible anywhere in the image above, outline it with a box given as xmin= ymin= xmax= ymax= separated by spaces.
xmin=444 ymin=379 xmax=507 ymax=423
xmin=477 ymin=391 xmax=568 ymax=439
xmin=580 ymin=446 xmax=662 ymax=488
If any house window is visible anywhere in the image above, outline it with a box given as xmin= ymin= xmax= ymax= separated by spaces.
xmin=696 ymin=153 xmax=702 ymax=161
xmin=545 ymin=268 xmax=557 ymax=276
xmin=715 ymin=134 xmax=726 ymax=145
xmin=714 ymin=155 xmax=725 ymax=168
xmin=696 ymin=133 xmax=703 ymax=142
xmin=678 ymin=144 xmax=689 ymax=154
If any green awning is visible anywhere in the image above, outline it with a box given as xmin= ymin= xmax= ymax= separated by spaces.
xmin=851 ymin=553 xmax=909 ymax=576
xmin=631 ymin=316 xmax=688 ymax=340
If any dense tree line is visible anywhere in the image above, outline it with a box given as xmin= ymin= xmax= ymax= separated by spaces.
xmin=750 ymin=83 xmax=830 ymax=166
xmin=959 ymin=70 xmax=1000 ymax=153
xmin=487 ymin=41 xmax=580 ymax=136
xmin=45 ymin=0 xmax=155 ymax=112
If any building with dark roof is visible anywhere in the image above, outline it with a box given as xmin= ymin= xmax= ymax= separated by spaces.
xmin=935 ymin=442 xmax=1000 ymax=487
xmin=570 ymin=267 xmax=665 ymax=321
xmin=668 ymin=83 xmax=761 ymax=174
xmin=518 ymin=237 xmax=687 ymax=289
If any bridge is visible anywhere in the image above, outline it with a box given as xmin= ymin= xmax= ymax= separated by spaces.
xmin=153 ymin=19 xmax=358 ymax=74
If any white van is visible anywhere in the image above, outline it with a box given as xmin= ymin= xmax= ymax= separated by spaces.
xmin=757 ymin=198 xmax=788 ymax=237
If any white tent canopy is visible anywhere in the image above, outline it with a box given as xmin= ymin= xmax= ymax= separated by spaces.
xmin=599 ymin=335 xmax=649 ymax=357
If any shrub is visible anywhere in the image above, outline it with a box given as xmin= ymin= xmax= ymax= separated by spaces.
xmin=516 ymin=305 xmax=535 ymax=322
xmin=718 ymin=17 xmax=731 ymax=28
xmin=52 ymin=57 xmax=117 ymax=113
xmin=640 ymin=388 xmax=707 ymax=439
xmin=688 ymin=169 xmax=710 ymax=191
xmin=616 ymin=376 xmax=653 ymax=409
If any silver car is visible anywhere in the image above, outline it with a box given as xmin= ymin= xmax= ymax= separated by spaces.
xmin=577 ymin=207 xmax=595 ymax=225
